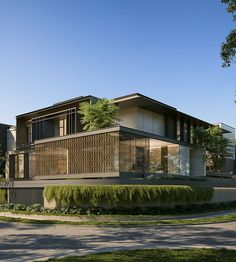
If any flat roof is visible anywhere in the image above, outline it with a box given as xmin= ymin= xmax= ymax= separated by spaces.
xmin=115 ymin=93 xmax=212 ymax=126
xmin=17 ymin=95 xmax=97 ymax=118
xmin=16 ymin=92 xmax=213 ymax=127
xmin=0 ymin=123 xmax=11 ymax=127
xmin=115 ymin=93 xmax=177 ymax=111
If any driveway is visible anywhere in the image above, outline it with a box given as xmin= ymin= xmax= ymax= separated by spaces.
xmin=0 ymin=221 xmax=236 ymax=261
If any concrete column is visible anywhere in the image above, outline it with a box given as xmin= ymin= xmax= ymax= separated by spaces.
xmin=190 ymin=148 xmax=206 ymax=176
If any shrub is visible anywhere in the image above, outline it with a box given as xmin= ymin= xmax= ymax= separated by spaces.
xmin=1 ymin=200 xmax=236 ymax=216
xmin=43 ymin=185 xmax=214 ymax=208
xmin=0 ymin=189 xmax=7 ymax=204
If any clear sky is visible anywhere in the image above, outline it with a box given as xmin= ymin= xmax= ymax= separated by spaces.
xmin=0 ymin=0 xmax=235 ymax=128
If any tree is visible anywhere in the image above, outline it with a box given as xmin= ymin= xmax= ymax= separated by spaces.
xmin=193 ymin=126 xmax=232 ymax=172
xmin=79 ymin=98 xmax=119 ymax=131
xmin=221 ymin=0 xmax=236 ymax=67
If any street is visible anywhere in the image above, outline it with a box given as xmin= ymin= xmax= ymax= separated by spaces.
xmin=0 ymin=221 xmax=236 ymax=261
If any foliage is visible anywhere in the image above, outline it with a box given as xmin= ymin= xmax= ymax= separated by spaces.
xmin=193 ymin=126 xmax=232 ymax=172
xmin=47 ymin=248 xmax=236 ymax=262
xmin=43 ymin=185 xmax=214 ymax=208
xmin=221 ymin=29 xmax=236 ymax=67
xmin=79 ymin=98 xmax=119 ymax=131
xmin=2 ymin=200 xmax=236 ymax=216
xmin=222 ymin=0 xmax=236 ymax=15
xmin=0 ymin=189 xmax=7 ymax=204
xmin=221 ymin=0 xmax=236 ymax=67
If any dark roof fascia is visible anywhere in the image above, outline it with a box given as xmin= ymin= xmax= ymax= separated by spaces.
xmin=16 ymin=95 xmax=97 ymax=119
xmin=177 ymin=111 xmax=212 ymax=127
xmin=114 ymin=93 xmax=177 ymax=111
xmin=0 ymin=123 xmax=12 ymax=129
xmin=115 ymin=93 xmax=212 ymax=127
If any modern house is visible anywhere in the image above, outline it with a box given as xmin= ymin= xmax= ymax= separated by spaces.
xmin=5 ymin=93 xmax=212 ymax=182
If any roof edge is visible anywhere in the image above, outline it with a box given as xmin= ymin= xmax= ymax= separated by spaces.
xmin=16 ymin=95 xmax=98 ymax=118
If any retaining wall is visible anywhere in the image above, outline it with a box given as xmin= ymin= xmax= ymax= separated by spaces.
xmin=44 ymin=187 xmax=236 ymax=209
xmin=4 ymin=184 xmax=236 ymax=208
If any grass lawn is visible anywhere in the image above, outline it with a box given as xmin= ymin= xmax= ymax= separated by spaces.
xmin=1 ymin=213 xmax=236 ymax=226
xmin=47 ymin=248 xmax=236 ymax=261
xmin=0 ymin=214 xmax=236 ymax=226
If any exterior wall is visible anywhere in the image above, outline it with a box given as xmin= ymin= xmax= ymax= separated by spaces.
xmin=211 ymin=187 xmax=236 ymax=203
xmin=190 ymin=148 xmax=206 ymax=176
xmin=118 ymin=107 xmax=165 ymax=136
xmin=136 ymin=108 xmax=165 ymax=136
xmin=33 ymin=131 xmax=119 ymax=177
xmin=8 ymin=188 xmax=44 ymax=205
xmin=9 ymin=127 xmax=203 ymax=179
xmin=118 ymin=107 xmax=137 ymax=129
xmin=4 ymin=184 xmax=236 ymax=207
xmin=33 ymin=130 xmax=186 ymax=179
xmin=179 ymin=146 xmax=190 ymax=176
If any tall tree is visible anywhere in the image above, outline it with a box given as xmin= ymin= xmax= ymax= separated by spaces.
xmin=79 ymin=98 xmax=119 ymax=131
xmin=221 ymin=0 xmax=236 ymax=67
xmin=193 ymin=126 xmax=232 ymax=172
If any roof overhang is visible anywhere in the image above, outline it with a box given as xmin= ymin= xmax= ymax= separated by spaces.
xmin=16 ymin=95 xmax=97 ymax=120
xmin=115 ymin=93 xmax=211 ymax=127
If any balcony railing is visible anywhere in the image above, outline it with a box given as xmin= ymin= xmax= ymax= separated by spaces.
xmin=16 ymin=143 xmax=35 ymax=151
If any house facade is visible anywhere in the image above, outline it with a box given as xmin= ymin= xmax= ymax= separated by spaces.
xmin=5 ymin=93 xmax=211 ymax=181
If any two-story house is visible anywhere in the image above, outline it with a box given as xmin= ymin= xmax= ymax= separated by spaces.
xmin=6 ymin=93 xmax=211 ymax=182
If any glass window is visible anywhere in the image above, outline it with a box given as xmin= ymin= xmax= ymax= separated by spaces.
xmin=14 ymin=154 xmax=24 ymax=178
xmin=27 ymin=124 xmax=32 ymax=143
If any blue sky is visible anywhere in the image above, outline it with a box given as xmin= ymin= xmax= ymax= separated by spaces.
xmin=0 ymin=0 xmax=235 ymax=128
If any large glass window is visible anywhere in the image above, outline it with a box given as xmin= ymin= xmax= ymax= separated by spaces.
xmin=32 ymin=108 xmax=76 ymax=141
xmin=119 ymin=132 xmax=149 ymax=173
xmin=119 ymin=132 xmax=190 ymax=176
xmin=149 ymin=139 xmax=179 ymax=174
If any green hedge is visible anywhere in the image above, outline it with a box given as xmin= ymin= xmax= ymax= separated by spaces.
xmin=43 ymin=185 xmax=214 ymax=208
xmin=0 ymin=189 xmax=7 ymax=204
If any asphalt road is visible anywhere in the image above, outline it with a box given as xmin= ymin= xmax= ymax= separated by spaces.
xmin=0 ymin=221 xmax=236 ymax=262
